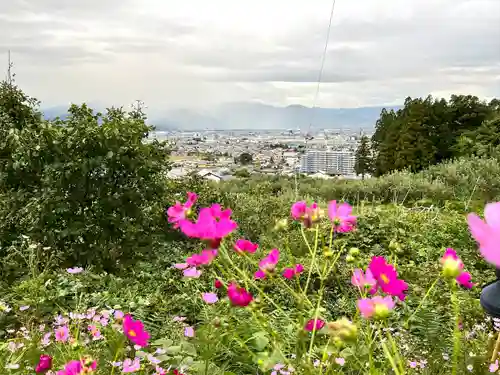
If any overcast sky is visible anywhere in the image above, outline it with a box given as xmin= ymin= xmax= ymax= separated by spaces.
xmin=1 ymin=0 xmax=499 ymax=113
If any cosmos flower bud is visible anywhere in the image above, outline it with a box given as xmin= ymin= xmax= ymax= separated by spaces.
xmin=346 ymin=255 xmax=355 ymax=263
xmin=327 ymin=318 xmax=358 ymax=342
xmin=440 ymin=249 xmax=463 ymax=279
xmin=274 ymin=218 xmax=288 ymax=231
xmin=374 ymin=303 xmax=391 ymax=319
xmin=349 ymin=247 xmax=360 ymax=256
xmin=442 ymin=257 xmax=462 ymax=278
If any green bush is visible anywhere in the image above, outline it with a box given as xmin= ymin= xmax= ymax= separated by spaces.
xmin=0 ymin=83 xmax=174 ymax=277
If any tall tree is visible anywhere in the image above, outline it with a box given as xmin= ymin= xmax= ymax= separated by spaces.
xmin=354 ymin=135 xmax=372 ymax=179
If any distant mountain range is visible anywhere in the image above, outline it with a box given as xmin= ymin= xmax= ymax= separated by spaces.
xmin=42 ymin=102 xmax=402 ymax=131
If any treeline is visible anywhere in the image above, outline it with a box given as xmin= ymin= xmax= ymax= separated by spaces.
xmin=355 ymin=95 xmax=500 ymax=176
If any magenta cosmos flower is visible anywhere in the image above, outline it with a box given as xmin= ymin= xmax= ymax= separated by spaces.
xmin=166 ymin=192 xmax=198 ymax=228
xmin=179 ymin=204 xmax=237 ymax=248
xmin=368 ymin=256 xmax=408 ymax=300
xmin=255 ymin=249 xmax=280 ymax=279
xmin=234 ymin=239 xmax=259 ymax=254
xmin=440 ymin=248 xmax=475 ymax=289
xmin=57 ymin=358 xmax=97 ymax=375
xmin=290 ymin=201 xmax=322 ymax=228
xmin=282 ymin=264 xmax=304 ymax=279
xmin=467 ymin=202 xmax=500 ymax=267
xmin=123 ymin=315 xmax=150 ymax=347
xmin=227 ymin=283 xmax=253 ymax=307
xmin=328 ymin=201 xmax=357 ymax=233
xmin=35 ymin=354 xmax=52 ymax=374
xmin=357 ymin=296 xmax=395 ymax=319
xmin=304 ymin=318 xmax=325 ymax=332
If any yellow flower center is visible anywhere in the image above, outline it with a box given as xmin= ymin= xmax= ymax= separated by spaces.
xmin=380 ymin=274 xmax=389 ymax=284
xmin=128 ymin=329 xmax=136 ymax=337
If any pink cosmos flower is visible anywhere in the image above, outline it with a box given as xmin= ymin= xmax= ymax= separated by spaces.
xmin=184 ymin=326 xmax=195 ymax=337
xmin=56 ymin=358 xmax=97 ymax=375
xmin=55 ymin=326 xmax=69 ymax=343
xmin=335 ymin=358 xmax=345 ymax=366
xmin=166 ymin=192 xmax=198 ymax=228
xmin=290 ymin=201 xmax=322 ymax=228
xmin=357 ymin=296 xmax=395 ymax=319
xmin=467 ymin=202 xmax=500 ymax=267
xmin=490 ymin=360 xmax=499 ymax=373
xmin=174 ymin=263 xmax=189 ymax=269
xmin=183 ymin=267 xmax=202 ymax=278
xmin=328 ymin=201 xmax=357 ymax=233
xmin=441 ymin=248 xmax=475 ymax=288
xmin=41 ymin=332 xmax=52 ymax=347
xmin=351 ymin=268 xmax=377 ymax=289
xmin=123 ymin=315 xmax=150 ymax=347
xmin=186 ymin=249 xmax=218 ymax=267
xmin=122 ymin=358 xmax=141 ymax=373
xmin=227 ymin=283 xmax=253 ymax=307
xmin=304 ymin=318 xmax=325 ymax=332
xmin=179 ymin=205 xmax=238 ymax=248
xmin=66 ymin=267 xmax=83 ymax=274
xmin=88 ymin=325 xmax=102 ymax=340
xmin=35 ymin=354 xmax=52 ymax=374
xmin=234 ymin=239 xmax=259 ymax=254
xmin=368 ymin=256 xmax=408 ymax=300
xmin=282 ymin=264 xmax=305 ymax=279
xmin=254 ymin=249 xmax=280 ymax=279
xmin=202 ymin=292 xmax=219 ymax=304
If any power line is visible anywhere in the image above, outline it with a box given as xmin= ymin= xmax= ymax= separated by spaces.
xmin=295 ymin=0 xmax=338 ymax=198
xmin=307 ymin=0 xmax=337 ymax=136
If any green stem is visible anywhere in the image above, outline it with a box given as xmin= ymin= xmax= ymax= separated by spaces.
xmin=382 ymin=340 xmax=401 ymax=375
xmin=110 ymin=342 xmax=122 ymax=375
xmin=451 ymin=281 xmax=460 ymax=375
xmin=307 ymin=261 xmax=329 ymax=361
xmin=491 ymin=330 xmax=500 ymax=363
xmin=405 ymin=277 xmax=439 ymax=327
xmin=303 ymin=226 xmax=320 ymax=294
xmin=385 ymin=326 xmax=405 ymax=375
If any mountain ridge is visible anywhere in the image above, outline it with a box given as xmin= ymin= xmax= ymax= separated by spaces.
xmin=41 ymin=102 xmax=403 ymax=130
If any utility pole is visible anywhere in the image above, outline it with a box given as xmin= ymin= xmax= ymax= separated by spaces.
xmin=7 ymin=50 xmax=13 ymax=85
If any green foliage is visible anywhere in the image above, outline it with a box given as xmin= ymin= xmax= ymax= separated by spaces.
xmin=0 ymin=82 xmax=174 ymax=277
xmin=233 ymin=168 xmax=250 ymax=178
xmin=354 ymin=135 xmax=372 ymax=178
xmin=237 ymin=152 xmax=253 ymax=165
xmin=372 ymin=94 xmax=498 ymax=176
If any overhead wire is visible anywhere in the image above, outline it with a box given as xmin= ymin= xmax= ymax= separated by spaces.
xmin=294 ymin=0 xmax=338 ymax=199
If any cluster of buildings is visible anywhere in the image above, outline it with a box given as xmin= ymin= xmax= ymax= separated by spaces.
xmin=149 ymin=129 xmax=368 ymax=181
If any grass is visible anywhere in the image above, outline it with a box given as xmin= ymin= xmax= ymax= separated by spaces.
xmin=1 ymin=156 xmax=500 ymax=374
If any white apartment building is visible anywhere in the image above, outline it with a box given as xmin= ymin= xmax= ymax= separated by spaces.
xmin=300 ymin=150 xmax=356 ymax=176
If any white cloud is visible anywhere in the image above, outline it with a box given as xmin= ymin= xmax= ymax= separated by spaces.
xmin=0 ymin=0 xmax=499 ymax=113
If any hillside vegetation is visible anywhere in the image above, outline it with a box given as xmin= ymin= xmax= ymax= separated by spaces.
xmin=1 ymin=80 xmax=500 ymax=375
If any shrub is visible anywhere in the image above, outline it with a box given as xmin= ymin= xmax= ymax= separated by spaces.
xmin=0 ymin=82 xmax=174 ymax=276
